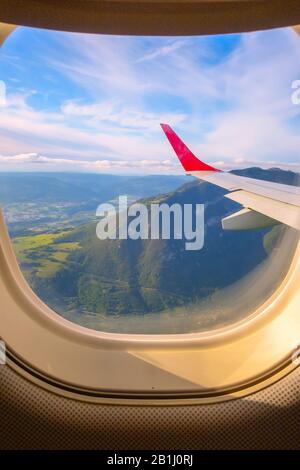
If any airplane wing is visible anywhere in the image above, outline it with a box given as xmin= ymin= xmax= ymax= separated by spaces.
xmin=161 ymin=123 xmax=300 ymax=231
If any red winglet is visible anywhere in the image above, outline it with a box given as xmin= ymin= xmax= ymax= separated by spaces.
xmin=160 ymin=123 xmax=220 ymax=172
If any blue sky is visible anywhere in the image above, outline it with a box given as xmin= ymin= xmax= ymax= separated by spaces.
xmin=0 ymin=26 xmax=299 ymax=173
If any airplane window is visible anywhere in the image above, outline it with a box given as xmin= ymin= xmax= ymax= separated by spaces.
xmin=0 ymin=26 xmax=299 ymax=334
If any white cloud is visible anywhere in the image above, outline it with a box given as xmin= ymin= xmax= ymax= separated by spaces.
xmin=0 ymin=28 xmax=300 ymax=174
xmin=0 ymin=152 xmax=178 ymax=174
xmin=137 ymin=40 xmax=187 ymax=62
xmin=61 ymin=99 xmax=186 ymax=131
xmin=1 ymin=151 xmax=299 ymax=176
xmin=0 ymin=93 xmax=174 ymax=160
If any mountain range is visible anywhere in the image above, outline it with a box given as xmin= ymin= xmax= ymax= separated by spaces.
xmin=16 ymin=167 xmax=298 ymax=328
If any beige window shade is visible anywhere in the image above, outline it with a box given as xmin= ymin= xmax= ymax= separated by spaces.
xmin=294 ymin=25 xmax=300 ymax=35
xmin=0 ymin=23 xmax=15 ymax=46
xmin=0 ymin=0 xmax=300 ymax=35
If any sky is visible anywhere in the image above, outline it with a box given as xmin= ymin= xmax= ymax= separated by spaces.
xmin=0 ymin=26 xmax=299 ymax=174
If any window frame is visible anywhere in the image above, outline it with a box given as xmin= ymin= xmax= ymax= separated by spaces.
xmin=0 ymin=23 xmax=300 ymax=404
xmin=1 ymin=209 xmax=300 ymax=403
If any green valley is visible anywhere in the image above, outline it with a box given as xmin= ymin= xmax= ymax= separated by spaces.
xmin=6 ymin=168 xmax=298 ymax=333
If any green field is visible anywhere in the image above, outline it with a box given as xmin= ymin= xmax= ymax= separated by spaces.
xmin=13 ymin=231 xmax=81 ymax=279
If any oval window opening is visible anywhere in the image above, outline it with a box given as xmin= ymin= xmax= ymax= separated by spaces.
xmin=0 ymin=26 xmax=299 ymax=334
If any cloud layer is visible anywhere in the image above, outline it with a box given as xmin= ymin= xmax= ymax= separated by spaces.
xmin=0 ymin=27 xmax=299 ymax=173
